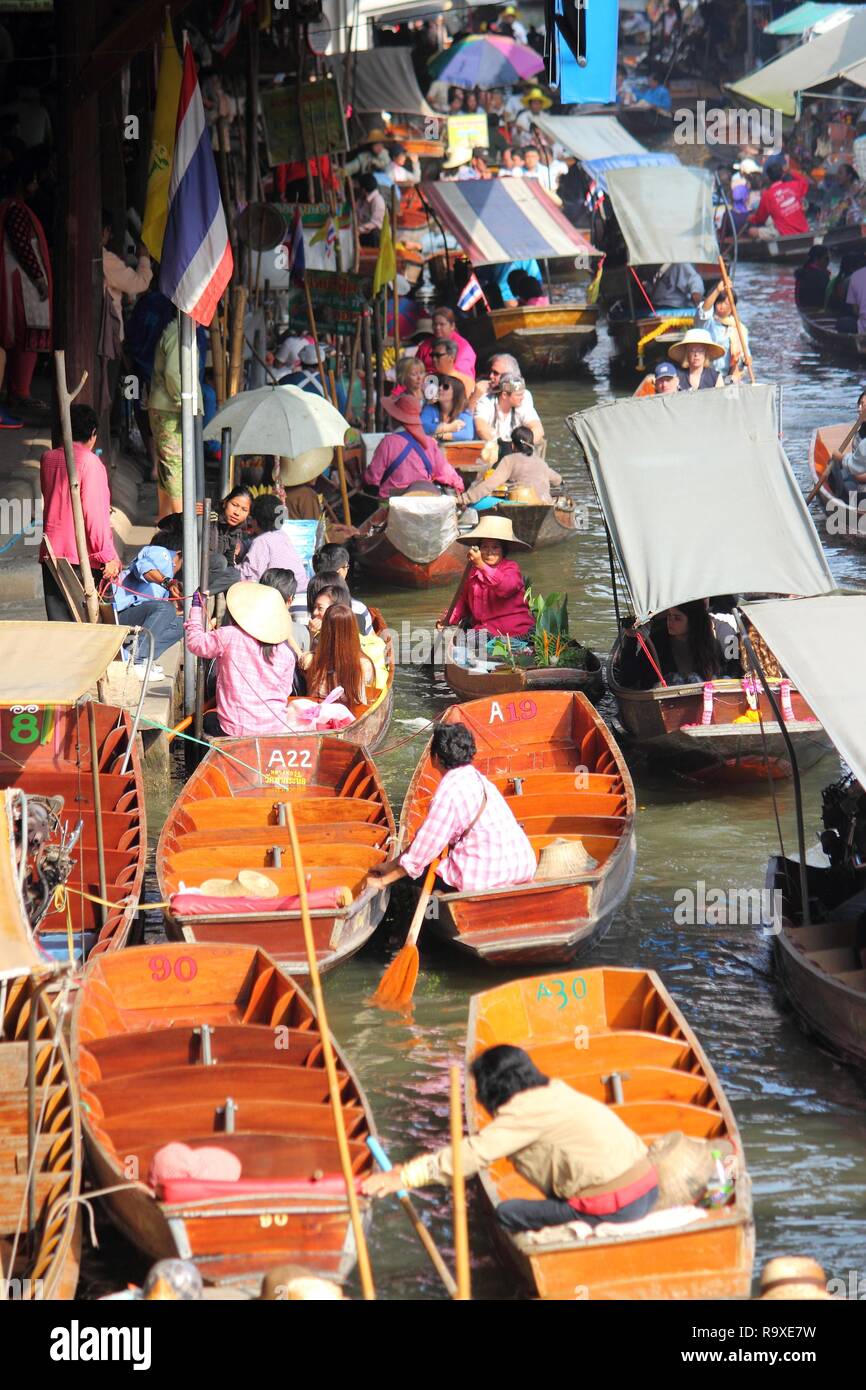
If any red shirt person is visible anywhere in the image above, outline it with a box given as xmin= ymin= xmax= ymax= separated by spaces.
xmin=415 ymin=306 xmax=477 ymax=378
xmin=748 ymin=157 xmax=810 ymax=238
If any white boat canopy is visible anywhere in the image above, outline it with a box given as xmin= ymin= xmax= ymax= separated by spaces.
xmin=601 ymin=165 xmax=719 ymax=268
xmin=728 ymin=9 xmax=866 ymax=115
xmin=0 ymin=622 xmax=130 ymax=707
xmin=741 ymin=595 xmax=866 ymax=789
xmin=328 ymin=48 xmax=435 ymax=118
xmin=568 ymin=384 xmax=835 ymax=625
xmin=533 ymin=114 xmax=647 ymax=162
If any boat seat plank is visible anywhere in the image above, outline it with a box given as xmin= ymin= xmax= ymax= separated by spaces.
xmin=804 ymin=946 xmax=860 ymax=974
xmin=526 ymin=1033 xmax=696 ymax=1074
xmin=489 ymin=772 xmax=621 ymax=796
xmin=612 ymin=1099 xmax=728 ymax=1140
xmin=83 ymin=1025 xmax=322 ymax=1078
xmin=183 ymin=796 xmax=382 ymax=830
xmin=105 ymin=1098 xmax=367 ymax=1150
xmin=166 ymin=822 xmax=389 ymax=852
xmin=162 ymin=856 xmax=366 ymax=896
xmin=164 ymin=843 xmax=385 ymax=873
xmin=832 ymin=969 xmax=866 ymax=990
xmin=89 ymin=1062 xmax=350 ymax=1114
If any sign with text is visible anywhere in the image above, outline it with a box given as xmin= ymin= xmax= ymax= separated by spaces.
xmin=289 ymin=269 xmax=366 ymax=332
xmin=446 ymin=112 xmax=490 ymax=155
xmin=260 ymin=79 xmax=348 ymax=166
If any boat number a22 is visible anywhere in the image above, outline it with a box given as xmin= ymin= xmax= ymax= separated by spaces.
xmin=537 ymin=977 xmax=587 ymax=1009
xmin=267 ymin=749 xmax=312 ymax=769
xmin=488 ymin=699 xmax=537 ymax=725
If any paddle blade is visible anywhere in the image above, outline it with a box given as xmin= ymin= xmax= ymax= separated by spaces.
xmin=372 ymin=944 xmax=420 ymax=1010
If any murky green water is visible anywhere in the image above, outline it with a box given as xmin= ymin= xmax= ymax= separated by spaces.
xmin=137 ymin=264 xmax=866 ymax=1301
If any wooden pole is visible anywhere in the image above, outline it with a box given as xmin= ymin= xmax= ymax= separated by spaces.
xmin=86 ymin=700 xmax=108 ymax=934
xmin=304 ymin=280 xmax=336 ymax=407
xmin=345 ymin=318 xmax=362 ymax=425
xmin=373 ymin=294 xmax=384 ymax=432
xmin=449 ymin=1065 xmax=471 ymax=1301
xmin=718 ymin=255 xmax=755 ymax=384
xmin=391 ymin=186 xmax=400 ymax=357
xmin=54 ymin=354 xmax=100 ymax=625
xmin=228 ymin=286 xmax=249 ymax=398
xmin=283 ymin=803 xmax=376 ymax=1300
xmin=362 ymin=308 xmax=374 ymax=433
xmin=209 ymin=315 xmax=227 ymax=407
xmin=193 ymin=497 xmax=211 ymax=744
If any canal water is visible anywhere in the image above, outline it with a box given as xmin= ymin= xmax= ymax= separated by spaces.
xmin=134 ymin=263 xmax=866 ymax=1301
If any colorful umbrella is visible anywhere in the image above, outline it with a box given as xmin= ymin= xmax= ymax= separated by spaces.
xmin=429 ymin=35 xmax=544 ymax=89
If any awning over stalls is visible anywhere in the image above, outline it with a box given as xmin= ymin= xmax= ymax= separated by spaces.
xmin=583 ymin=151 xmax=681 ymax=192
xmin=742 ymin=595 xmax=865 ymax=787
xmin=765 ymin=4 xmax=854 ymax=37
xmin=0 ymin=622 xmax=130 ymax=707
xmin=601 ymin=164 xmax=718 ymax=268
xmin=420 ymin=178 xmax=599 ymax=266
xmin=568 ymin=385 xmax=834 ymax=625
xmin=728 ymin=9 xmax=866 ymax=115
xmin=533 ymin=114 xmax=647 ymax=162
xmin=328 ymin=48 xmax=435 ymax=118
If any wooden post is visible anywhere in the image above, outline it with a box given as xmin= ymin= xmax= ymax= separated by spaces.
xmin=283 ymin=803 xmax=376 ymax=1300
xmin=304 ymin=280 xmax=336 ymax=407
xmin=86 ymin=700 xmax=108 ymax=935
xmin=391 ymin=186 xmax=400 ymax=356
xmin=228 ymin=286 xmax=249 ymax=398
xmin=373 ymin=296 xmax=385 ymax=432
xmin=54 ymin=353 xmax=100 ymax=626
xmin=718 ymin=255 xmax=755 ymax=384
xmin=449 ymin=1065 xmax=471 ymax=1301
xmin=209 ymin=314 xmax=227 ymax=407
xmin=193 ymin=497 xmax=211 ymax=744
xmin=344 ymin=318 xmax=362 ymax=426
xmin=362 ymin=308 xmax=374 ymax=433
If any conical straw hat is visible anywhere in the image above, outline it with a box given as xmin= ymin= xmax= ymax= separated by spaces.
xmin=456 ymin=514 xmax=531 ymax=549
xmin=199 ymin=869 xmax=280 ymax=899
xmin=647 ymin=1132 xmax=735 ymax=1209
xmin=759 ymin=1256 xmax=830 ymax=1298
xmin=535 ymin=837 xmax=597 ymax=879
xmin=225 ymin=582 xmax=291 ymax=645
xmin=668 ymin=328 xmax=725 ymax=366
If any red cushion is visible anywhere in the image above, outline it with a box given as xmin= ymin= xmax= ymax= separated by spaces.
xmin=170 ymin=887 xmax=346 ymax=916
xmin=157 ymin=1174 xmax=362 ymax=1202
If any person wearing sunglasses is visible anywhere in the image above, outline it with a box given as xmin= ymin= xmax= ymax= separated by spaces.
xmin=428 ymin=338 xmax=475 ymax=397
xmin=420 ymin=373 xmax=476 ymax=443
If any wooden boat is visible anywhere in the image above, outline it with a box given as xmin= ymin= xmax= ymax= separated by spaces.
xmin=466 ymin=967 xmax=754 ymax=1299
xmin=736 ymin=225 xmax=866 ymax=264
xmin=607 ymin=629 xmax=830 ymax=784
xmin=608 ymin=312 xmax=694 ymax=376
xmin=0 ymin=700 xmax=146 ymax=963
xmin=798 ymin=306 xmax=866 ymax=363
xmin=1 ymin=790 xmax=81 ymax=1300
xmin=72 ymin=943 xmax=376 ymax=1292
xmin=462 ymin=304 xmax=599 ymax=377
xmin=286 ymin=606 xmax=393 ymax=751
xmin=489 ymin=498 xmax=584 ymax=549
xmin=355 ymin=506 xmax=467 ymax=589
xmin=766 ymin=854 xmax=866 ymax=1067
xmin=808 ymin=421 xmax=866 ymax=546
xmin=157 ymin=736 xmax=394 ymax=977
xmin=444 ymin=647 xmax=604 ymax=704
xmin=398 ymin=691 xmax=636 ymax=964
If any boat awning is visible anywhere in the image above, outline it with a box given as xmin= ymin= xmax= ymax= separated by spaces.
xmin=583 ymin=151 xmax=681 ymax=192
xmin=728 ymin=10 xmax=866 ymax=115
xmin=420 ymin=178 xmax=599 ymax=266
xmin=741 ymin=595 xmax=866 ymax=788
xmin=0 ymin=622 xmax=130 ymax=706
xmin=0 ymin=791 xmax=47 ymax=982
xmin=568 ymin=384 xmax=835 ymax=625
xmin=765 ymin=4 xmax=853 ymax=37
xmin=533 ymin=114 xmax=647 ymax=162
xmin=329 ymin=48 xmax=435 ymax=118
xmin=601 ymin=165 xmax=718 ymax=267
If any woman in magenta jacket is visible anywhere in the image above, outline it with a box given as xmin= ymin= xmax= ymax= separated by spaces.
xmin=438 ymin=515 xmax=533 ymax=638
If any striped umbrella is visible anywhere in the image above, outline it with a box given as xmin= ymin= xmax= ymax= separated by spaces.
xmin=429 ymin=34 xmax=543 ymax=89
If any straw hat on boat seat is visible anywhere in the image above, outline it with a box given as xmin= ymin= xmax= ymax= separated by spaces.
xmin=667 ymin=329 xmax=725 ymax=367
xmin=758 ymin=1257 xmax=833 ymax=1300
xmin=258 ymin=1265 xmax=346 ymax=1300
xmin=198 ymin=869 xmax=280 ymax=898
xmin=646 ymin=1131 xmax=735 ymax=1209
xmin=225 ymin=581 xmax=291 ymax=645
xmin=456 ymin=515 xmax=531 ymax=550
xmin=535 ymin=837 xmax=597 ymax=879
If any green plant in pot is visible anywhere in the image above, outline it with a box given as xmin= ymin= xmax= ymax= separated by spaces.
xmin=489 ymin=589 xmax=590 ymax=670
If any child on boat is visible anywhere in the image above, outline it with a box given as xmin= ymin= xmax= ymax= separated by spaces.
xmin=438 ymin=515 xmax=534 ymax=645
xmin=185 ymin=581 xmax=297 ymax=738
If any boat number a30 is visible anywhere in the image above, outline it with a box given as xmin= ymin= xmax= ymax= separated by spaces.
xmin=488 ymin=699 xmax=537 ymax=725
xmin=536 ymin=977 xmax=586 ymax=1009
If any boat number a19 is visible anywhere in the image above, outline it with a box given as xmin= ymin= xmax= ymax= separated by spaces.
xmin=537 ymin=977 xmax=586 ymax=1009
xmin=488 ymin=699 xmax=537 ymax=725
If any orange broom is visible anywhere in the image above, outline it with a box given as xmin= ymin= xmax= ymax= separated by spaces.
xmin=372 ymin=856 xmax=441 ymax=1009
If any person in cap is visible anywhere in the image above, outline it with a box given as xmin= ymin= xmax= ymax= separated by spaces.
xmin=473 ymin=364 xmax=544 ymax=451
xmin=668 ymin=329 xmax=724 ymax=391
xmin=239 ymin=493 xmax=307 ymax=593
xmin=356 ymin=172 xmax=387 ymax=247
xmin=364 ymin=394 xmax=465 ymax=498
xmin=500 ymin=4 xmax=528 ymax=43
xmin=415 ymin=306 xmax=477 ymax=377
xmin=747 ymin=154 xmax=810 ymax=240
xmin=185 ymin=581 xmax=298 ymax=738
xmin=652 ymin=361 xmax=679 ymax=394
xmin=112 ymin=540 xmax=184 ymax=679
xmin=695 ymin=280 xmax=750 ymax=378
xmin=513 ymin=87 xmax=552 ymax=146
xmin=365 ymin=726 xmax=537 ymax=898
xmin=438 ymin=514 xmax=534 ymax=639
xmin=361 ymin=1044 xmax=659 ymax=1235
xmin=463 ymin=424 xmax=560 ymax=505
xmin=467 ymin=146 xmax=493 ymax=181
xmin=344 ymin=130 xmax=391 ymax=179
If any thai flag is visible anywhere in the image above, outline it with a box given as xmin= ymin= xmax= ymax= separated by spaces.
xmin=457 ymin=273 xmax=487 ymax=313
xmin=286 ymin=206 xmax=305 ymax=282
xmin=212 ymin=0 xmax=255 ymax=59
xmin=159 ymin=41 xmax=233 ymax=326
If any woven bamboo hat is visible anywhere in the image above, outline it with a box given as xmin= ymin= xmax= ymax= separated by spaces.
xmin=199 ymin=869 xmax=280 ymax=899
xmin=522 ymin=87 xmax=553 ymax=109
xmin=258 ymin=1265 xmax=346 ymax=1300
xmin=759 ymin=1257 xmax=832 ymax=1300
xmin=225 ymin=581 xmax=291 ymax=645
xmin=668 ymin=328 xmax=725 ymax=366
xmin=535 ymin=837 xmax=597 ymax=879
xmin=647 ymin=1132 xmax=735 ymax=1209
xmin=456 ymin=515 xmax=531 ymax=549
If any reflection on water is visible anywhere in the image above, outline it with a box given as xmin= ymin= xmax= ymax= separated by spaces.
xmin=147 ymin=266 xmax=866 ymax=1301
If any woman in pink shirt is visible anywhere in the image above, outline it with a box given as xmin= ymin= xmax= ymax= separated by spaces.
xmin=364 ymin=394 xmax=465 ymax=498
xmin=438 ymin=515 xmax=533 ymax=639
xmin=39 ymin=402 xmax=120 ymax=620
xmin=415 ymin=306 xmax=477 ymax=377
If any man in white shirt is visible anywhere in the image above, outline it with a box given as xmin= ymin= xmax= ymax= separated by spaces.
xmin=521 ymin=146 xmax=567 ymax=194
xmin=473 ymin=357 xmax=544 ymax=447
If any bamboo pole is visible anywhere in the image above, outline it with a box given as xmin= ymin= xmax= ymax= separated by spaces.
xmin=86 ymin=700 xmax=108 ymax=934
xmin=304 ymin=280 xmax=336 ymax=407
xmin=209 ymin=316 xmax=227 ymax=407
xmin=362 ymin=308 xmax=374 ymax=432
xmin=283 ymin=803 xmax=375 ymax=1300
xmin=193 ymin=497 xmax=211 ymax=744
xmin=391 ymin=186 xmax=400 ymax=357
xmin=373 ymin=294 xmax=384 ymax=432
xmin=717 ymin=255 xmax=755 ymax=384
xmin=449 ymin=1065 xmax=471 ymax=1301
xmin=54 ymin=354 xmax=100 ymax=625
xmin=227 ymin=286 xmax=249 ymax=398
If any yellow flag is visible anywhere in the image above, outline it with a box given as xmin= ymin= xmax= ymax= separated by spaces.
xmin=372 ymin=214 xmax=397 ymax=297
xmin=585 ymin=253 xmax=605 ymax=306
xmin=141 ymin=16 xmax=183 ymax=259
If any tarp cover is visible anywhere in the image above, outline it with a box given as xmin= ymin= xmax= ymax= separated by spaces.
xmin=0 ymin=622 xmax=129 ymax=707
xmin=329 ymin=48 xmax=434 ymax=117
xmin=0 ymin=791 xmax=47 ymax=982
xmin=741 ymin=595 xmax=866 ymax=788
xmin=765 ymin=3 xmax=851 ymax=37
xmin=568 ymin=384 xmax=835 ymax=624
xmin=601 ymin=164 xmax=719 ymax=267
xmin=534 ymin=114 xmax=646 ymax=162
xmin=728 ymin=9 xmax=866 ymax=114
xmin=583 ymin=151 xmax=681 ymax=191
xmin=386 ymin=493 xmax=458 ymax=563
xmin=421 ymin=178 xmax=598 ymax=266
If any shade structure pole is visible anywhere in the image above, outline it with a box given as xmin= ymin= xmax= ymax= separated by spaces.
xmin=86 ymin=699 xmax=108 ymax=935
xmin=219 ymin=426 xmax=232 ymax=499
xmin=180 ymin=311 xmax=199 ymax=717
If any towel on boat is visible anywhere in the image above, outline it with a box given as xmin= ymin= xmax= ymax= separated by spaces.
xmin=149 ymin=1143 xmax=242 ymax=1189
xmin=285 ymin=686 xmax=355 ymax=732
xmin=170 ymin=886 xmax=352 ymax=916
xmin=516 ymin=1204 xmax=710 ymax=1248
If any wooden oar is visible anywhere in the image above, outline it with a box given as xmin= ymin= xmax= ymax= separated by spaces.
xmin=805 ymin=418 xmax=860 ymax=506
xmin=366 ymin=1136 xmax=457 ymax=1297
xmin=372 ymin=856 xmax=440 ymax=1009
xmin=718 ymin=255 xmax=755 ymax=384
xmin=450 ymin=1065 xmax=471 ymax=1300
xmin=283 ymin=802 xmax=376 ymax=1300
xmin=443 ymin=558 xmax=471 ymax=627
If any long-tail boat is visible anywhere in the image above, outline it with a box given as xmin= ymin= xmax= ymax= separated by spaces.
xmin=444 ymin=648 xmax=604 ymax=705
xmin=808 ymin=421 xmax=866 ymax=547
xmin=737 ymin=224 xmax=866 ymax=264
xmin=798 ymin=307 xmax=866 ymax=364
xmin=466 ymin=967 xmax=754 ymax=1299
xmin=157 ymin=737 xmax=394 ymax=978
xmin=0 ymin=623 xmax=146 ymax=963
xmin=398 ymin=691 xmax=636 ymax=964
xmin=1 ymin=789 xmax=81 ymax=1300
xmin=462 ymin=303 xmax=599 ymax=375
xmin=72 ymin=943 xmax=376 ymax=1293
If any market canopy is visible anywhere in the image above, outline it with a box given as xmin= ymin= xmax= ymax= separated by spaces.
xmin=728 ymin=9 xmax=866 ymax=115
xmin=533 ymin=114 xmax=647 ymax=162
xmin=329 ymin=48 xmax=434 ymax=118
xmin=0 ymin=623 xmax=129 ymax=707
xmin=741 ymin=595 xmax=866 ymax=789
xmin=421 ymin=178 xmax=598 ymax=266
xmin=601 ymin=165 xmax=718 ymax=267
xmin=583 ymin=151 xmax=680 ymax=192
xmin=765 ymin=4 xmax=855 ymax=37
xmin=568 ymin=385 xmax=835 ymax=625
